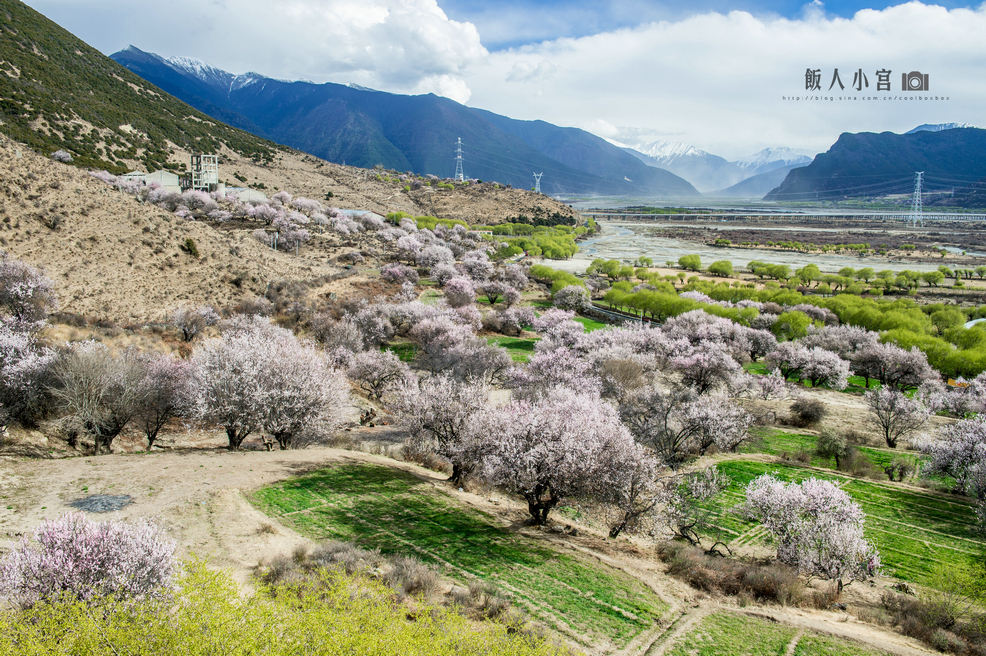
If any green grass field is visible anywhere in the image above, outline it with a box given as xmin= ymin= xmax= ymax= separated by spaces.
xmin=486 ymin=336 xmax=538 ymax=362
xmin=708 ymin=459 xmax=982 ymax=584
xmin=742 ymin=362 xmax=876 ymax=394
xmin=665 ymin=613 xmax=890 ymax=656
xmin=384 ymin=342 xmax=418 ymax=362
xmin=573 ymin=315 xmax=607 ymax=332
xmin=739 ymin=429 xmax=920 ymax=471
xmin=250 ymin=463 xmax=668 ymax=651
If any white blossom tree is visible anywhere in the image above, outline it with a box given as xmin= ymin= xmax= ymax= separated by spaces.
xmin=443 ymin=277 xmax=475 ymax=308
xmin=466 ymin=389 xmax=639 ymax=525
xmin=865 ymin=388 xmax=930 ymax=448
xmin=170 ymin=305 xmax=220 ymax=342
xmin=851 ymin=343 xmax=936 ymax=391
xmin=135 ymin=353 xmax=194 ymax=449
xmin=920 ymin=414 xmax=986 ymax=498
xmin=389 ymin=374 xmax=489 ymax=484
xmin=620 ymin=386 xmax=751 ymax=467
xmin=745 ymin=475 xmax=880 ymax=592
xmin=193 ymin=319 xmax=348 ymax=450
xmin=346 ymin=349 xmax=413 ymax=401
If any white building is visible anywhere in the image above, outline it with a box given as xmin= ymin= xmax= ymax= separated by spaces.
xmin=227 ymin=187 xmax=267 ymax=202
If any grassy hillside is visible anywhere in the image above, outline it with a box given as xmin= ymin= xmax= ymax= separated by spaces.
xmin=252 ymin=463 xmax=670 ymax=654
xmin=0 ymin=0 xmax=280 ymax=173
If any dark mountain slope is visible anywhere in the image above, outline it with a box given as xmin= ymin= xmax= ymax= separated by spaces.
xmin=0 ymin=1 xmax=279 ymax=173
xmin=112 ymin=47 xmax=699 ymax=197
xmin=710 ymin=164 xmax=801 ymax=198
xmin=765 ymin=128 xmax=986 ymax=201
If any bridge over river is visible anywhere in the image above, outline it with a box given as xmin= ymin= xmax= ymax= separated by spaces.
xmin=580 ymin=211 xmax=986 ymax=224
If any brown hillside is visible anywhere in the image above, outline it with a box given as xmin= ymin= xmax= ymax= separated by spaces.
xmin=0 ymin=137 xmax=577 ymax=323
xmin=189 ymin=146 xmax=579 ymax=225
xmin=0 ymin=139 xmax=341 ymax=323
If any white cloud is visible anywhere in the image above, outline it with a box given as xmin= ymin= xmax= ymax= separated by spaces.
xmin=506 ymin=60 xmax=557 ymax=83
xmin=462 ymin=2 xmax=986 ymax=159
xmin=25 ymin=0 xmax=486 ymax=101
xmin=24 ymin=0 xmax=986 ymax=158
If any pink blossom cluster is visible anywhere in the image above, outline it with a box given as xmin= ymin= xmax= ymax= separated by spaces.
xmin=0 ymin=512 xmax=177 ymax=608
xmin=745 ymin=475 xmax=880 ymax=589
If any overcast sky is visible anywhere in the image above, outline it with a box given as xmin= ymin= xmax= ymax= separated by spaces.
xmin=23 ymin=0 xmax=986 ymax=159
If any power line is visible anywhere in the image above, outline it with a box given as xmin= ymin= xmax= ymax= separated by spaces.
xmin=454 ymin=137 xmax=464 ymax=182
xmin=910 ymin=171 xmax=924 ymax=227
xmin=533 ymin=172 xmax=543 ymax=193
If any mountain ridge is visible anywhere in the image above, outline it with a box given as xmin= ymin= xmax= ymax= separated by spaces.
xmin=764 ymin=128 xmax=986 ymax=201
xmin=0 ymin=6 xmax=282 ymax=174
xmin=111 ymin=46 xmax=699 ymax=198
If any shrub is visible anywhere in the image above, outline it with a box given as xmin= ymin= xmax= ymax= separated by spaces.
xmin=0 ymin=561 xmax=558 ymax=656
xmin=0 ymin=513 xmax=176 ymax=608
xmin=180 ymin=238 xmax=199 ymax=258
xmin=657 ymin=542 xmax=804 ymax=606
xmin=552 ymin=285 xmax=590 ymax=312
xmin=789 ymin=398 xmax=826 ymax=427
xmin=384 ymin=555 xmax=438 ymax=598
xmin=381 ymin=263 xmax=419 ymax=285
xmin=884 ymin=457 xmax=915 ymax=482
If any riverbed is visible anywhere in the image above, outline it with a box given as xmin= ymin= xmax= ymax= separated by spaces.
xmin=538 ymin=221 xmax=961 ymax=275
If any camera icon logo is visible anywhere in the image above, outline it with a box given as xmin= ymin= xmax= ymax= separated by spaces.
xmin=902 ymin=71 xmax=929 ymax=91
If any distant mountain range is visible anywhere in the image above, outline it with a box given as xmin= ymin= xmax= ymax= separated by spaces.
xmin=710 ymin=164 xmax=801 ymax=198
xmin=764 ymin=127 xmax=986 ymax=202
xmin=111 ymin=47 xmax=699 ymax=198
xmin=614 ymin=140 xmax=813 ymax=193
xmin=906 ymin=123 xmax=979 ymax=134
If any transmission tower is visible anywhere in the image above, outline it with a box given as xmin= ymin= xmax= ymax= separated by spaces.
xmin=533 ymin=172 xmax=543 ymax=194
xmin=910 ymin=171 xmax=924 ymax=228
xmin=454 ymin=138 xmax=464 ymax=182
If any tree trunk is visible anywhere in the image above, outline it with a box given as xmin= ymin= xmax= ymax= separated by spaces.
xmin=226 ymin=427 xmax=249 ymax=451
xmin=448 ymin=462 xmax=465 ymax=486
xmin=274 ymin=432 xmax=292 ymax=450
xmin=524 ymin=491 xmax=560 ymax=526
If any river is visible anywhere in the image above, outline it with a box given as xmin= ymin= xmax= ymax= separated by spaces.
xmin=536 ymin=221 xmax=960 ymax=275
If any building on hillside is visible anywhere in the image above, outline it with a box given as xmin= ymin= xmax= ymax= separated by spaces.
xmin=227 ymin=187 xmax=267 ymax=202
xmin=121 ymin=170 xmax=181 ymax=193
xmin=145 ymin=170 xmax=181 ymax=193
xmin=189 ymin=153 xmax=219 ymax=191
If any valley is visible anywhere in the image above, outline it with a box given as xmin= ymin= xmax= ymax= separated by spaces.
xmin=0 ymin=1 xmax=984 ymax=655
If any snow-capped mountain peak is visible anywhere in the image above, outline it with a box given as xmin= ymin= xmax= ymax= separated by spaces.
xmin=230 ymin=72 xmax=266 ymax=92
xmin=633 ymin=140 xmax=707 ymax=163
xmin=906 ymin=123 xmax=978 ymax=134
xmin=733 ymin=147 xmax=814 ymax=171
xmin=164 ymin=55 xmax=234 ymax=88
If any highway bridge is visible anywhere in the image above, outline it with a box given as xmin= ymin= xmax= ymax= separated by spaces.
xmin=581 ymin=211 xmax=986 ymax=224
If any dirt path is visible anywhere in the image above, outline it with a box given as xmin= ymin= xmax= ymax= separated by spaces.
xmin=0 ymin=444 xmax=937 ymax=654
xmin=0 ymin=445 xmax=418 ymax=586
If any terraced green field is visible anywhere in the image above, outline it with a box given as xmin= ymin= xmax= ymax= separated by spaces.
xmin=739 ymin=430 xmax=921 ymax=471
xmin=665 ymin=613 xmax=890 ymax=656
xmin=710 ymin=459 xmax=982 ymax=584
xmin=250 ymin=463 xmax=668 ymax=652
xmin=486 ymin=336 xmax=538 ymax=362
